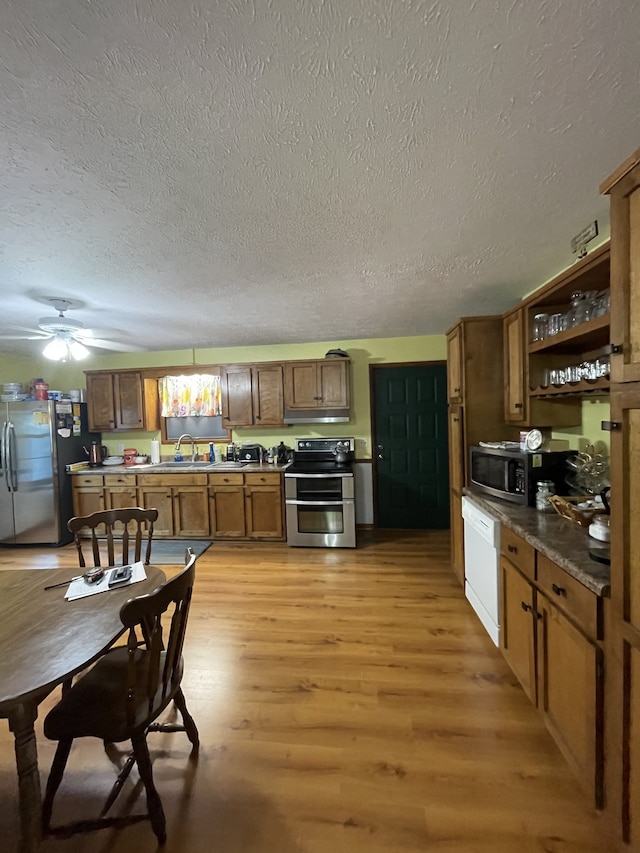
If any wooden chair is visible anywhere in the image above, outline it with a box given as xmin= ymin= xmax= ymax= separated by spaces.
xmin=68 ymin=507 xmax=159 ymax=569
xmin=41 ymin=549 xmax=199 ymax=843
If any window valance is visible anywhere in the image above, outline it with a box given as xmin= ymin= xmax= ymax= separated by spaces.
xmin=159 ymin=374 xmax=222 ymax=417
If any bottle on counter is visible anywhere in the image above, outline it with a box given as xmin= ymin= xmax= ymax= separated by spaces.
xmin=535 ymin=480 xmax=556 ymax=512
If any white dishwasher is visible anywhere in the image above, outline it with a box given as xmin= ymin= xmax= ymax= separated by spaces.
xmin=461 ymin=496 xmax=501 ymax=646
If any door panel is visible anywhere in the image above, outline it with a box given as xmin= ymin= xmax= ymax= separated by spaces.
xmin=373 ymin=363 xmax=449 ymax=529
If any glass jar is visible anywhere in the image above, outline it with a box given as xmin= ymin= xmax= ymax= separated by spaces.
xmin=531 ymin=313 xmax=549 ymax=342
xmin=567 ymin=291 xmax=587 ymax=328
xmin=536 ymin=480 xmax=556 ymax=512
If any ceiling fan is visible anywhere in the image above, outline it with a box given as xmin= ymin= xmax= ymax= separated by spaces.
xmin=0 ymin=298 xmax=143 ymax=360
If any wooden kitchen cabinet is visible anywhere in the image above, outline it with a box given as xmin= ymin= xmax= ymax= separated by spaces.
xmin=536 ymin=588 xmax=603 ymax=807
xmin=220 ymin=363 xmax=285 ymax=427
xmin=499 ymin=528 xmax=604 ymax=807
xmin=85 ymin=370 xmax=159 ymax=432
xmin=137 ymin=473 xmax=208 ymax=538
xmin=601 ymin=148 xmax=640 ymax=384
xmin=503 ymin=243 xmax=610 ymax=428
xmin=445 ymin=316 xmax=505 ymax=586
xmin=72 ymin=474 xmax=105 ymax=517
xmin=103 ymin=474 xmax=138 ymax=528
xmin=284 ymin=359 xmax=350 ymax=410
xmin=209 ymin=482 xmax=246 ymax=538
xmin=244 ymin=472 xmax=283 ymax=539
xmin=209 ymin=471 xmax=284 ymax=540
xmin=500 ymin=556 xmax=537 ymax=704
xmin=446 ymin=324 xmax=463 ymax=404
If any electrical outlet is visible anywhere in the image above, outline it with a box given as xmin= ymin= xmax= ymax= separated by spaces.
xmin=118 ymin=443 xmax=125 ymax=453
xmin=357 ymin=438 xmax=367 ymax=451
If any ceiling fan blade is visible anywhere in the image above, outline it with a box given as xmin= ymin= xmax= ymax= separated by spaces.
xmin=84 ymin=337 xmax=146 ymax=353
xmin=0 ymin=333 xmax=51 ymax=341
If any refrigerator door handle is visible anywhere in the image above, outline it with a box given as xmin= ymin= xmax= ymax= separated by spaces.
xmin=6 ymin=421 xmax=17 ymax=492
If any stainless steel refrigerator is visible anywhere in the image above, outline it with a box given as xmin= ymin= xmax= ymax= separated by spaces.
xmin=0 ymin=400 xmax=100 ymax=545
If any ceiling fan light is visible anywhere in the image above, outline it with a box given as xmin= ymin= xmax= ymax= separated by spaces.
xmin=69 ymin=340 xmax=89 ymax=360
xmin=43 ymin=336 xmax=69 ymax=360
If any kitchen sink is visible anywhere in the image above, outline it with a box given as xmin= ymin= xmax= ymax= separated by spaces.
xmin=146 ymin=461 xmax=248 ymax=471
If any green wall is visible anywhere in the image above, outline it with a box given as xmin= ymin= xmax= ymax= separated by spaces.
xmin=0 ymin=336 xmax=447 ymax=459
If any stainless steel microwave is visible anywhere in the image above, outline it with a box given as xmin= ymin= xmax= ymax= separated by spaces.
xmin=469 ymin=446 xmax=571 ymax=506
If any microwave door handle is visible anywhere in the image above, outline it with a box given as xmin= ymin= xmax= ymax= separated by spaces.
xmin=1 ymin=422 xmax=7 ymax=490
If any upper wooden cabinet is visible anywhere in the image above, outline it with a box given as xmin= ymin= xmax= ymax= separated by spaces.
xmin=503 ymin=244 xmax=610 ymax=427
xmin=220 ymin=363 xmax=284 ymax=428
xmin=284 ymin=359 xmax=350 ymax=410
xmin=601 ymin=148 xmax=640 ymax=384
xmin=85 ymin=370 xmax=159 ymax=432
xmin=446 ymin=325 xmax=463 ymax=404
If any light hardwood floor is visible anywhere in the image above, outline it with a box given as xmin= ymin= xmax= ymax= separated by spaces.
xmin=0 ymin=531 xmax=616 ymax=853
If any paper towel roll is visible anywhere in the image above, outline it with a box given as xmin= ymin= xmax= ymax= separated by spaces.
xmin=150 ymin=440 xmax=160 ymax=465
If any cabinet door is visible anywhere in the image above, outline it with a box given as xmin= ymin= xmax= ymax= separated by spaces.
xmin=173 ymin=486 xmax=209 ymax=538
xmin=317 ymin=359 xmax=349 ymax=408
xmin=72 ymin=485 xmax=105 ymax=518
xmin=504 ymin=310 xmax=526 ymax=422
xmin=138 ymin=485 xmax=174 ymax=537
xmin=209 ymin=486 xmax=246 ymax=538
xmin=86 ymin=374 xmax=116 ymax=431
xmin=537 ymin=592 xmax=603 ymax=807
xmin=114 ymin=372 xmax=145 ymax=430
xmin=604 ymin=157 xmax=640 ymax=383
xmin=500 ymin=557 xmax=537 ymax=703
xmin=449 ymin=490 xmax=464 ymax=587
xmin=106 ymin=487 xmax=139 ymax=511
xmin=252 ymin=364 xmax=284 ymax=425
xmin=447 ymin=325 xmax=463 ymax=403
xmin=245 ymin=485 xmax=283 ymax=539
xmin=448 ymin=406 xmax=464 ymax=492
xmin=220 ymin=365 xmax=254 ymax=427
xmin=284 ymin=362 xmax=320 ymax=409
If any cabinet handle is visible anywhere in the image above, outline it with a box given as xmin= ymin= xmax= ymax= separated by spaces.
xmin=313 ymin=396 xmax=322 ymax=401
xmin=508 ymin=544 xmax=518 ymax=554
xmin=552 ymin=583 xmax=566 ymax=597
xmin=521 ymin=602 xmax=532 ymax=613
xmin=601 ymin=421 xmax=621 ymax=432
xmin=514 ymin=402 xmax=523 ymax=409
xmin=533 ymin=610 xmax=542 ymax=620
xmin=453 ymin=387 xmax=460 ymax=393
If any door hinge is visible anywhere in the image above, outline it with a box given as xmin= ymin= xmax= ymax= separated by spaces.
xmin=601 ymin=421 xmax=622 ymax=432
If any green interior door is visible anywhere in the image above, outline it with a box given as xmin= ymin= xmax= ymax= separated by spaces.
xmin=373 ymin=363 xmax=450 ymax=529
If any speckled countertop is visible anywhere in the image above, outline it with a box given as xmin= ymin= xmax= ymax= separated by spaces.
xmin=463 ymin=488 xmax=610 ymax=597
xmin=71 ymin=462 xmax=291 ymax=474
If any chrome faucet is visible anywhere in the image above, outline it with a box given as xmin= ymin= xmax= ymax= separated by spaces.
xmin=175 ymin=433 xmax=197 ymax=462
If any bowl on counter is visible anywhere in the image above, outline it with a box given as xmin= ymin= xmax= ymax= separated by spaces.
xmin=103 ymin=456 xmax=124 ymax=466
xmin=135 ymin=455 xmax=148 ymax=464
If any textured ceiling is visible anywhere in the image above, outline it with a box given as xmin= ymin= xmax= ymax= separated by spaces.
xmin=1 ymin=0 xmax=639 ymax=357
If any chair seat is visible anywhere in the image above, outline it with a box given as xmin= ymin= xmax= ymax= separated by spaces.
xmin=44 ymin=648 xmax=184 ymax=743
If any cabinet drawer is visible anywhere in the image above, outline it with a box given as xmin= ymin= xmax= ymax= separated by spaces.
xmin=537 ymin=553 xmax=601 ymax=641
xmin=74 ymin=475 xmax=104 ymax=487
xmin=501 ymin=526 xmax=535 ymax=581
xmin=104 ymin=474 xmax=137 ymax=486
xmin=137 ymin=473 xmax=207 ymax=486
xmin=244 ymin=472 xmax=281 ymax=486
xmin=209 ymin=473 xmax=244 ymax=486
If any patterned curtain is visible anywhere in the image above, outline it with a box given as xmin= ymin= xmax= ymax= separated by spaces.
xmin=159 ymin=374 xmax=222 ymax=417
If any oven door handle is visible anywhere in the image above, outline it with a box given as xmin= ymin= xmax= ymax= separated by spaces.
xmin=285 ymin=499 xmax=354 ymax=506
xmin=285 ymin=472 xmax=353 ymax=479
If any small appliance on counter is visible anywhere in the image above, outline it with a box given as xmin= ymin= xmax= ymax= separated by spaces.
xmin=469 ymin=445 xmax=571 ymax=506
xmin=238 ymin=444 xmax=264 ymax=462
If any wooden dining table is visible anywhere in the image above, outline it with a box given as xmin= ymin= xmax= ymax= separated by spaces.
xmin=0 ymin=564 xmax=165 ymax=853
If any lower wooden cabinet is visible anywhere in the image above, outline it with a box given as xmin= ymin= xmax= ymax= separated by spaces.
xmin=500 ymin=529 xmax=604 ymax=807
xmin=71 ymin=474 xmax=105 ymax=517
xmin=449 ymin=490 xmax=464 ymax=587
xmin=74 ymin=470 xmax=285 ymax=541
xmin=501 ymin=556 xmax=537 ymax=704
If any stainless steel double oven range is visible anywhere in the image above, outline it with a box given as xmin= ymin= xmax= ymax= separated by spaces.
xmin=284 ymin=437 xmax=356 ymax=548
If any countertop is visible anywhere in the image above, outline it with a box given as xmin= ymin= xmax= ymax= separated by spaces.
xmin=71 ymin=462 xmax=291 ymax=474
xmin=463 ymin=488 xmax=610 ymax=597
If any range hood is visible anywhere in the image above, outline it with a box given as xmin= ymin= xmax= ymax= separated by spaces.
xmin=283 ymin=409 xmax=350 ymax=425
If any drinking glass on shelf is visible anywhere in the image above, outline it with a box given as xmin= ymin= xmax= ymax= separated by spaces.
xmin=567 ymin=291 xmax=587 ymax=327
xmin=548 ymin=312 xmax=563 ymax=336
xmin=550 ymin=368 xmax=566 ymax=386
xmin=566 ymin=365 xmax=581 ymax=384
xmin=531 ymin=313 xmax=549 ymax=342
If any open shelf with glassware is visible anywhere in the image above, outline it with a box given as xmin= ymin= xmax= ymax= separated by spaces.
xmin=524 ymin=243 xmax=611 ymax=402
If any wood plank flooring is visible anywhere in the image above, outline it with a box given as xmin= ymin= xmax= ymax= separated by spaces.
xmin=0 ymin=530 xmax=616 ymax=852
